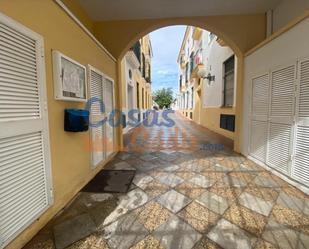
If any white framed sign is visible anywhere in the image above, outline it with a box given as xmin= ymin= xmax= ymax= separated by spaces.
xmin=52 ymin=50 xmax=87 ymax=102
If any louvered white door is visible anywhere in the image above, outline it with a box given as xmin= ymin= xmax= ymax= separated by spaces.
xmin=249 ymin=74 xmax=269 ymax=162
xmin=89 ymin=68 xmax=106 ymax=167
xmin=0 ymin=13 xmax=52 ymax=248
xmin=267 ymin=65 xmax=296 ymax=174
xmin=292 ymin=59 xmax=309 ymax=185
xmin=104 ymin=77 xmax=115 ymax=157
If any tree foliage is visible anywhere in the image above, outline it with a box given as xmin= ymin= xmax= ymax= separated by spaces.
xmin=153 ymin=88 xmax=174 ymax=109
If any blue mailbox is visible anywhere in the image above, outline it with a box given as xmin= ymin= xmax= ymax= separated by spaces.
xmin=64 ymin=109 xmax=89 ymax=132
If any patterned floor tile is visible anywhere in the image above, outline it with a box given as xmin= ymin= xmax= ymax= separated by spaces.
xmin=253 ymin=239 xmax=278 ymax=249
xmin=209 ymin=183 xmax=242 ymax=203
xmin=281 ymin=186 xmax=308 ymax=200
xmin=175 ymin=182 xmax=206 ymax=199
xmin=276 ymin=191 xmax=308 ymax=215
xmin=175 ymin=171 xmax=196 ymax=180
xmin=216 ymin=158 xmax=239 ymax=170
xmin=228 ymin=172 xmax=256 ymax=183
xmin=224 ymin=203 xmax=268 ymax=236
xmin=157 ymin=189 xmax=191 ymax=213
xmin=139 ymin=154 xmax=158 ymax=161
xmin=117 ymin=152 xmax=135 ymax=161
xmin=213 ymin=163 xmax=230 ymax=172
xmin=197 ymin=191 xmax=229 ymax=215
xmin=129 ymin=235 xmax=164 ymax=249
xmin=153 ymin=215 xmax=202 ymax=249
xmin=125 ymin=157 xmax=145 ymax=167
xmin=258 ymin=172 xmax=288 ymax=187
xmin=134 ymin=201 xmax=171 ymax=232
xmin=67 ymin=233 xmax=110 ymax=249
xmin=102 ymin=213 xmax=149 ymax=249
xmin=111 ymin=161 xmax=136 ymax=170
xmin=156 ymin=173 xmax=184 ymax=187
xmin=200 ymin=172 xmax=227 ymax=182
xmin=26 ymin=113 xmax=309 ymax=249
xmin=238 ymin=192 xmax=273 ymax=216
xmin=262 ymin=219 xmax=309 ymax=249
xmin=133 ymin=173 xmax=154 ymax=190
xmin=271 ymin=204 xmax=309 ymax=235
xmin=207 ymin=218 xmax=257 ymax=249
xmin=178 ymin=201 xmax=219 ymax=233
xmin=161 ymin=164 xmax=180 ymax=172
xmin=245 ymin=186 xmax=279 ymax=203
xmin=189 ymin=174 xmax=215 ymax=188
xmin=222 ymin=175 xmax=248 ymax=187
xmin=102 ymin=189 xmax=149 ymax=226
xmin=194 ymin=237 xmax=222 ymax=249
xmin=253 ymin=175 xmax=281 ymax=188
xmin=143 ymin=180 xmax=170 ymax=199
xmin=53 ymin=214 xmax=97 ymax=249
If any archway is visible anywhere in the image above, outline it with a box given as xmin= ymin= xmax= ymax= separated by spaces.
xmin=116 ymin=23 xmax=248 ymax=152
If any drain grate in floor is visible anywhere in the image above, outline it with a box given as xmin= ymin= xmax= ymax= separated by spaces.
xmin=82 ymin=170 xmax=135 ymax=193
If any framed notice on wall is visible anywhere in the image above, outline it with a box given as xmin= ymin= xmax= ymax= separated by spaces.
xmin=53 ymin=50 xmax=87 ymax=102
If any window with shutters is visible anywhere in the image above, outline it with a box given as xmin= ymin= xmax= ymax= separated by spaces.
xmin=0 ymin=13 xmax=52 ymax=248
xmin=191 ymin=87 xmax=194 ymax=109
xmin=136 ymin=82 xmax=140 ymax=108
xmin=104 ymin=77 xmax=115 ymax=157
xmin=223 ymin=56 xmax=235 ymax=107
xmin=142 ymin=87 xmax=144 ymax=109
xmin=89 ymin=67 xmax=106 ymax=167
xmin=88 ymin=66 xmax=115 ymax=164
xmin=292 ymin=59 xmax=309 ymax=185
xmin=250 ymin=74 xmax=269 ymax=163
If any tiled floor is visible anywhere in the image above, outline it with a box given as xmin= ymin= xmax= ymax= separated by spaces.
xmin=24 ymin=112 xmax=309 ymax=249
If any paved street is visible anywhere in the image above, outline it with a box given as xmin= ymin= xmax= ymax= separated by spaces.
xmin=25 ymin=112 xmax=309 ymax=249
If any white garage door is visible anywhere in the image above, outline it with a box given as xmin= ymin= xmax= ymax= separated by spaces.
xmin=293 ymin=59 xmax=309 ymax=185
xmin=0 ymin=13 xmax=52 ymax=248
xmin=249 ymin=59 xmax=309 ymax=187
xmin=250 ymin=74 xmax=269 ymax=163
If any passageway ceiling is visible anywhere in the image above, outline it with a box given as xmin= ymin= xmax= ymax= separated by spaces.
xmin=65 ymin=0 xmax=283 ymax=58
xmin=77 ymin=0 xmax=281 ymax=21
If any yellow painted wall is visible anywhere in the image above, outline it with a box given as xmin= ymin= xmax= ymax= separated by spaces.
xmin=121 ymin=35 xmax=152 ymax=112
xmin=61 ymin=0 xmax=94 ymax=33
xmin=0 ymin=1 xmax=117 ymax=248
xmin=94 ymin=14 xmax=266 ymax=59
xmin=180 ymin=81 xmax=236 ymax=140
xmin=199 ymin=107 xmax=235 ymax=140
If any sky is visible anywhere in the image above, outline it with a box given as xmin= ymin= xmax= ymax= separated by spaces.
xmin=149 ymin=26 xmax=186 ymax=96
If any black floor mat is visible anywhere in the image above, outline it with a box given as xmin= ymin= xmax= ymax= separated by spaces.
xmin=82 ymin=170 xmax=135 ymax=193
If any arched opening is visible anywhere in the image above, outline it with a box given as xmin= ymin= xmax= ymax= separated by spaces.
xmin=119 ymin=24 xmax=243 ymax=152
xmin=119 ymin=22 xmax=242 ymax=61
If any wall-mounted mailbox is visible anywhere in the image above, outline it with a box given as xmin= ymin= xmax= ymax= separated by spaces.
xmin=64 ymin=109 xmax=89 ymax=132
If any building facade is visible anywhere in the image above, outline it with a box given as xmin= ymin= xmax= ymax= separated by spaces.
xmin=176 ymin=27 xmax=237 ymax=140
xmin=121 ymin=35 xmax=153 ymax=133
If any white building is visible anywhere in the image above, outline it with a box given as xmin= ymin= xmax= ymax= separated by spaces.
xmin=176 ymin=27 xmax=237 ymax=139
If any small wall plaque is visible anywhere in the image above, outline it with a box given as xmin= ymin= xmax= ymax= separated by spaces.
xmin=53 ymin=50 xmax=87 ymax=102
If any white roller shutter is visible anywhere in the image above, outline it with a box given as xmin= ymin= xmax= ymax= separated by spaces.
xmin=249 ymin=74 xmax=269 ymax=162
xmin=267 ymin=65 xmax=296 ymax=174
xmin=0 ymin=13 xmax=52 ymax=248
xmin=89 ymin=67 xmax=106 ymax=167
xmin=104 ymin=77 xmax=115 ymax=157
xmin=292 ymin=59 xmax=309 ymax=185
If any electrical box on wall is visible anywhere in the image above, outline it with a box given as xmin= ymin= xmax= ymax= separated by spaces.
xmin=64 ymin=109 xmax=89 ymax=132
